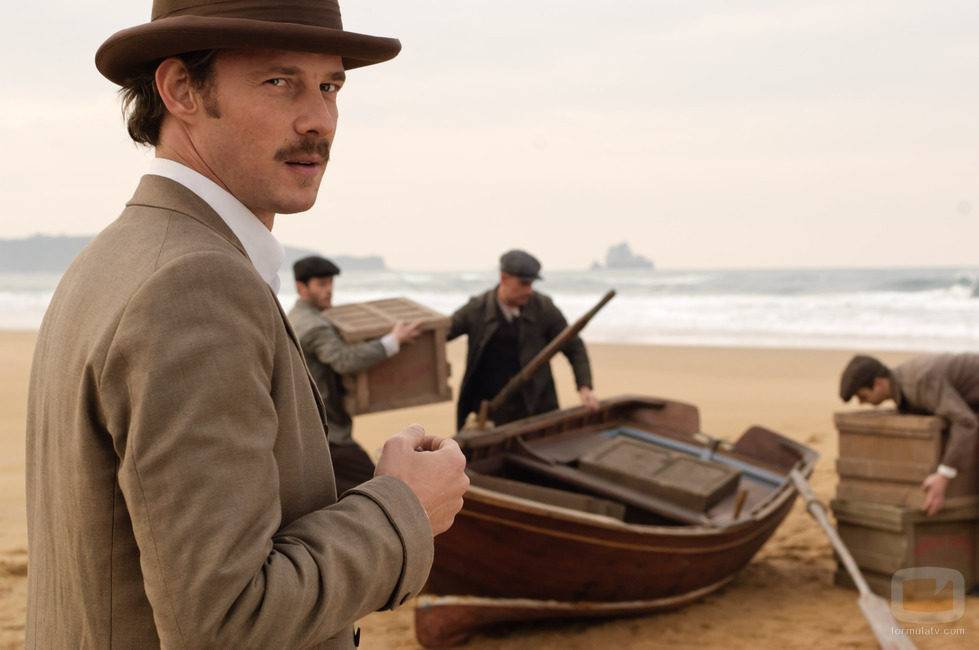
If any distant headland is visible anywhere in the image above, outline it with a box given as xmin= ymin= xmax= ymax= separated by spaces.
xmin=590 ymin=242 xmax=654 ymax=270
xmin=0 ymin=235 xmax=388 ymax=274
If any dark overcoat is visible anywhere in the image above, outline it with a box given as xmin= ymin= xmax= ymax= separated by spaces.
xmin=448 ymin=288 xmax=592 ymax=430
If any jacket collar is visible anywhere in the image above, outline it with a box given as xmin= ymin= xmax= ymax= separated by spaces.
xmin=291 ymin=298 xmax=321 ymax=318
xmin=889 ymin=371 xmax=905 ymax=409
xmin=128 ymin=174 xmax=309 ymax=360
xmin=145 ymin=158 xmax=284 ymax=292
xmin=481 ymin=286 xmax=538 ymax=324
xmin=129 ymin=173 xmax=244 ymax=254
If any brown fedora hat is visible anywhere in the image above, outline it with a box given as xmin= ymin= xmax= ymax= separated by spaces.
xmin=95 ymin=0 xmax=401 ymax=85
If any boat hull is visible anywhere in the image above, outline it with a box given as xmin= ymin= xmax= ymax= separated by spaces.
xmin=427 ymin=482 xmax=797 ymax=603
xmin=416 ymin=396 xmax=817 ymax=647
xmin=415 ymin=577 xmax=733 ymax=649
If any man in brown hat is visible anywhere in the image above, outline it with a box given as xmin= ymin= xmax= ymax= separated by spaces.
xmin=448 ymin=249 xmax=599 ymax=430
xmin=26 ymin=2 xmax=468 ymax=648
xmin=840 ymin=353 xmax=979 ymax=515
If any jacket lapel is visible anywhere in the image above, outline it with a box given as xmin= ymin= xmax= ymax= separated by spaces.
xmin=275 ymin=299 xmax=329 ymax=426
xmin=132 ymin=174 xmax=327 ymax=427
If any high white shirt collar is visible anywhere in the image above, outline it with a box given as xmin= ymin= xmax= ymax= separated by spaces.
xmin=147 ymin=158 xmax=285 ymax=292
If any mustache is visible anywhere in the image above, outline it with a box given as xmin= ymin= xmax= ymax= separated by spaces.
xmin=274 ymin=139 xmax=331 ymax=162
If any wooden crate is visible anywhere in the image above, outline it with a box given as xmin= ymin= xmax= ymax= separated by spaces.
xmin=834 ymin=410 xmax=979 ymax=508
xmin=322 ymin=297 xmax=451 ymax=415
xmin=578 ymin=437 xmax=741 ymax=512
xmin=830 ymin=497 xmax=979 ymax=597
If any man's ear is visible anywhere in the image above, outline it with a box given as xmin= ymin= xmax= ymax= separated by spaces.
xmin=155 ymin=57 xmax=203 ymax=121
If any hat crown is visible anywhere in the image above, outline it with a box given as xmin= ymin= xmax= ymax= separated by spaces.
xmin=500 ymin=249 xmax=542 ymax=280
xmin=152 ymin=0 xmax=342 ymax=28
xmin=97 ymin=0 xmax=399 ymax=87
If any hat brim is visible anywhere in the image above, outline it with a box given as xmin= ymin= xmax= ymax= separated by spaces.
xmin=96 ymin=15 xmax=401 ymax=85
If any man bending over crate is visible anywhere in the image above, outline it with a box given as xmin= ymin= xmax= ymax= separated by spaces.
xmin=840 ymin=353 xmax=979 ymax=516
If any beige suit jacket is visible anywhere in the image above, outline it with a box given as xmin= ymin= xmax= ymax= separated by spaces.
xmin=26 ymin=175 xmax=433 ymax=649
xmin=892 ymin=353 xmax=979 ymax=473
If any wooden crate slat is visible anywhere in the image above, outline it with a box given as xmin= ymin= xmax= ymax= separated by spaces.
xmin=831 ymin=497 xmax=979 ymax=591
xmin=326 ymin=297 xmax=453 ymax=415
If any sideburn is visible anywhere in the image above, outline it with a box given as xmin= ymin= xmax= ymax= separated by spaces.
xmin=201 ymin=86 xmax=221 ymax=119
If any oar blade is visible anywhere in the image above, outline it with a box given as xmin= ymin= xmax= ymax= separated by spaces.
xmin=857 ymin=592 xmax=917 ymax=650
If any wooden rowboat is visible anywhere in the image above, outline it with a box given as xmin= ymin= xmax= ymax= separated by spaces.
xmin=415 ymin=395 xmax=818 ymax=647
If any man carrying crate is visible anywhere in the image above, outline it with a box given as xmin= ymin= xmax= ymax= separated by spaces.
xmin=290 ymin=255 xmax=423 ymax=493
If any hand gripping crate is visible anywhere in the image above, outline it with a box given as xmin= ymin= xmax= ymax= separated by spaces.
xmin=322 ymin=297 xmax=451 ymax=415
xmin=834 ymin=409 xmax=979 ymax=509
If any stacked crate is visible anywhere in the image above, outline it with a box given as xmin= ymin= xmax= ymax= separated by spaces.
xmin=322 ymin=297 xmax=452 ymax=415
xmin=831 ymin=410 xmax=979 ymax=596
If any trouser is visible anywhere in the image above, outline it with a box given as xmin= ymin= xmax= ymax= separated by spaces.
xmin=328 ymin=441 xmax=377 ymax=495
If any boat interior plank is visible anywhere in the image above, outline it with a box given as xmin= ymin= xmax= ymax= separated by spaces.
xmin=503 ymin=453 xmax=711 ymax=526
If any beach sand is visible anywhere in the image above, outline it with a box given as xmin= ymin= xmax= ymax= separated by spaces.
xmin=1 ymin=333 xmax=975 ymax=648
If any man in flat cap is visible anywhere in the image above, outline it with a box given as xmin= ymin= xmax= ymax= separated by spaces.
xmin=25 ymin=2 xmax=467 ymax=648
xmin=840 ymin=353 xmax=979 ymax=515
xmin=289 ymin=255 xmax=423 ymax=493
xmin=448 ymin=249 xmax=599 ymax=430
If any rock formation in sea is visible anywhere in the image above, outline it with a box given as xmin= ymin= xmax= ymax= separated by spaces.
xmin=591 ymin=242 xmax=654 ymax=270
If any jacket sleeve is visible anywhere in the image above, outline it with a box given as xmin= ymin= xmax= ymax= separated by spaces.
xmin=563 ymin=335 xmax=593 ymax=390
xmin=100 ymin=251 xmax=432 ymax=648
xmin=303 ymin=320 xmax=388 ymax=374
xmin=916 ymin=374 xmax=979 ymax=473
xmin=448 ymin=297 xmax=476 ymax=341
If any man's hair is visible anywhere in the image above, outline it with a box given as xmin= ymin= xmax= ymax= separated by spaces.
xmin=839 ymin=354 xmax=890 ymax=401
xmin=293 ymin=256 xmax=341 ymax=284
xmin=119 ymin=50 xmax=220 ymax=146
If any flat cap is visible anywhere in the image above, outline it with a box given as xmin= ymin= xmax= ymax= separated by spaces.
xmin=293 ymin=255 xmax=340 ymax=283
xmin=500 ymin=249 xmax=542 ymax=281
xmin=839 ymin=354 xmax=888 ymax=401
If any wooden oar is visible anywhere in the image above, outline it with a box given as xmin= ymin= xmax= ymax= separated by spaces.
xmin=475 ymin=289 xmax=616 ymax=429
xmin=788 ymin=469 xmax=916 ymax=650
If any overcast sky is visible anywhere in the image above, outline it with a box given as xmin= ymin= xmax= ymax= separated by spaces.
xmin=2 ymin=1 xmax=977 ymax=270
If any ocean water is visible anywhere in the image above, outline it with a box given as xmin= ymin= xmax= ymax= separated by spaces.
xmin=4 ymin=267 xmax=979 ymax=352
